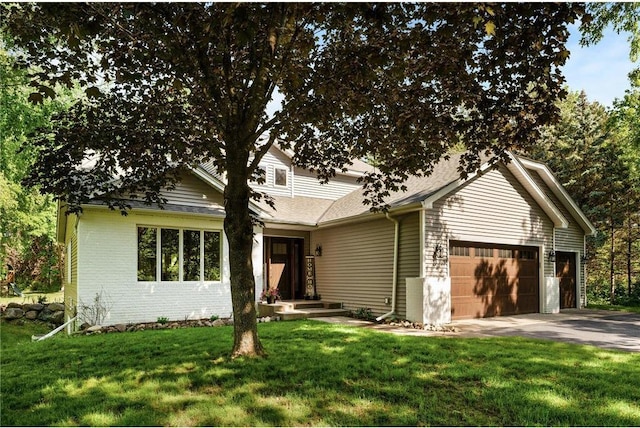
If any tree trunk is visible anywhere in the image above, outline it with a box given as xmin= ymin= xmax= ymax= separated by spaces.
xmin=627 ymin=201 xmax=632 ymax=298
xmin=224 ymin=167 xmax=265 ymax=358
xmin=610 ymin=215 xmax=616 ymax=304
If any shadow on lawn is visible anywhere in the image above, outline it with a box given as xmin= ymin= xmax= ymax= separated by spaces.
xmin=2 ymin=321 xmax=639 ymax=426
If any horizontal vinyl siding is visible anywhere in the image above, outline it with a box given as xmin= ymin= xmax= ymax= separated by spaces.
xmin=161 ymin=174 xmax=224 ymax=209
xmin=396 ymin=212 xmax=421 ymax=318
xmin=528 ymin=170 xmax=587 ymax=306
xmin=312 ymin=215 xmax=419 ymax=317
xmin=293 ymin=168 xmax=361 ymax=200
xmin=64 ymin=215 xmax=79 ymax=319
xmin=252 ymin=149 xmax=292 ymax=197
xmin=425 ymin=165 xmax=554 ymax=286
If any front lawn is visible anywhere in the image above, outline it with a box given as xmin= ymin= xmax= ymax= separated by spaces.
xmin=1 ymin=320 xmax=639 ymax=426
xmin=587 ymin=303 xmax=640 ymax=314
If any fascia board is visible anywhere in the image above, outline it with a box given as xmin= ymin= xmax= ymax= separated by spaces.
xmin=191 ymin=166 xmax=270 ymax=218
xmin=420 ymin=160 xmax=495 ymax=209
xmin=518 ymin=157 xmax=597 ymax=235
xmin=506 ymin=154 xmax=568 ymax=229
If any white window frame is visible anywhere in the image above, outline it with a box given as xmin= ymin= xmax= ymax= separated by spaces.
xmin=66 ymin=241 xmax=72 ymax=284
xmin=137 ymin=226 xmax=222 ymax=283
xmin=274 ymin=167 xmax=288 ymax=187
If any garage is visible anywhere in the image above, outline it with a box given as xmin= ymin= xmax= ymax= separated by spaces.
xmin=449 ymin=241 xmax=539 ymax=320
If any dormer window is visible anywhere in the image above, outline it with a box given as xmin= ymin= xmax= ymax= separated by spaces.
xmin=275 ymin=168 xmax=287 ymax=187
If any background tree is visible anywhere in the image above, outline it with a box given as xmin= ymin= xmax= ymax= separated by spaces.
xmin=0 ymin=32 xmax=74 ymax=292
xmin=581 ymin=2 xmax=640 ymax=86
xmin=3 ymin=3 xmax=583 ymax=356
xmin=530 ymin=89 xmax=640 ymax=305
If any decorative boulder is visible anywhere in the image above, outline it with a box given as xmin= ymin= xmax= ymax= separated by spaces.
xmin=48 ymin=303 xmax=65 ymax=312
xmin=25 ymin=311 xmax=39 ymax=320
xmin=25 ymin=303 xmax=45 ymax=311
xmin=51 ymin=311 xmax=65 ymax=325
xmin=37 ymin=307 xmax=53 ymax=322
xmin=4 ymin=307 xmax=25 ymax=320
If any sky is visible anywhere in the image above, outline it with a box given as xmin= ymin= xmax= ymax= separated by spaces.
xmin=562 ymin=23 xmax=637 ymax=108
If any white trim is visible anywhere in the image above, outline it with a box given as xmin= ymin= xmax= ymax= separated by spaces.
xmin=506 ymin=154 xmax=568 ymax=229
xmin=518 ymin=157 xmax=596 ymax=235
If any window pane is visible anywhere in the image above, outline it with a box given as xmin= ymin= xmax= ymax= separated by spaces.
xmin=204 ymin=231 xmax=221 ymax=281
xmin=138 ymin=227 xmax=157 ymax=281
xmin=475 ymin=247 xmax=493 ymax=258
xmin=450 ymin=246 xmax=469 ymax=257
xmin=161 ymin=228 xmax=179 ymax=281
xmin=275 ymin=168 xmax=287 ymax=186
xmin=183 ymin=230 xmax=201 ymax=281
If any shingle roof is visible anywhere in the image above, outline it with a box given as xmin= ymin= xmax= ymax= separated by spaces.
xmin=318 ymin=152 xmax=468 ymax=223
xmin=256 ymin=195 xmax=335 ymax=226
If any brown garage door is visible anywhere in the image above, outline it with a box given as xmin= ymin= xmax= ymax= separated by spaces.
xmin=450 ymin=241 xmax=539 ymax=320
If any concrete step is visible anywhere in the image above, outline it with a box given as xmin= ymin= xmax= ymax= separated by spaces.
xmin=275 ymin=307 xmax=350 ymax=321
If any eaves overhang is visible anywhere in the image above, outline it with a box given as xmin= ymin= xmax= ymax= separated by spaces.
xmin=518 ymin=157 xmax=597 ymax=235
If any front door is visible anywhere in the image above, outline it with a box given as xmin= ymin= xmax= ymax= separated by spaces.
xmin=556 ymin=252 xmax=577 ymax=309
xmin=266 ymin=237 xmax=304 ymax=300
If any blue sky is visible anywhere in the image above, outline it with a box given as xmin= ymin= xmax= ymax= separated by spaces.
xmin=562 ymin=23 xmax=636 ymax=108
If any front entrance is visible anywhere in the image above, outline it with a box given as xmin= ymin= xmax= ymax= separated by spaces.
xmin=556 ymin=251 xmax=577 ymax=309
xmin=265 ymin=237 xmax=304 ymax=300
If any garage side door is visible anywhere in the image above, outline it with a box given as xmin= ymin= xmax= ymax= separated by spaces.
xmin=450 ymin=241 xmax=539 ymax=319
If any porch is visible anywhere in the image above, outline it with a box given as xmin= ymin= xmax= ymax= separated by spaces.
xmin=257 ymin=300 xmax=349 ymax=321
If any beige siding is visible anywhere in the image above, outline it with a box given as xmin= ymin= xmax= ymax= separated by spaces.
xmin=424 ymin=165 xmax=555 ymax=311
xmin=161 ymin=174 xmax=224 ymax=208
xmin=252 ymin=148 xmax=292 ymax=197
xmin=64 ymin=214 xmax=79 ymax=320
xmin=395 ymin=212 xmax=421 ymax=317
xmin=311 ymin=212 xmax=420 ymax=317
xmin=528 ymin=170 xmax=587 ymax=306
xmin=293 ymin=168 xmax=361 ymax=200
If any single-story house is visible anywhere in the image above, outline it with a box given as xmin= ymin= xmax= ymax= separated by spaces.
xmin=58 ymin=145 xmax=595 ymax=326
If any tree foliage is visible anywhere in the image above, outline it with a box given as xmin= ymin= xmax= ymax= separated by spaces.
xmin=530 ymin=90 xmax=640 ymax=305
xmin=0 ymin=31 xmax=74 ymax=291
xmin=581 ymin=3 xmax=640 ymax=86
xmin=3 ymin=3 xmax=583 ymax=356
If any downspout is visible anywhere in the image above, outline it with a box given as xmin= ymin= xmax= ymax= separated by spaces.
xmin=377 ymin=212 xmax=399 ymax=321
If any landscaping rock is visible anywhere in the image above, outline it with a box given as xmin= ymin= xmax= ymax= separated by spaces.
xmin=48 ymin=303 xmax=65 ymax=312
xmin=212 ymin=319 xmax=226 ymax=327
xmin=37 ymin=307 xmax=53 ymax=322
xmin=4 ymin=307 xmax=25 ymax=320
xmin=114 ymin=324 xmax=127 ymax=332
xmin=7 ymin=302 xmax=23 ymax=309
xmin=25 ymin=310 xmax=39 ymax=320
xmin=79 ymin=322 xmax=91 ymax=331
xmin=25 ymin=303 xmax=45 ymax=311
xmin=86 ymin=325 xmax=103 ymax=333
xmin=51 ymin=311 xmax=65 ymax=325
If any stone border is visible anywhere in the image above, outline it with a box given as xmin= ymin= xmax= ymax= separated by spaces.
xmin=0 ymin=302 xmax=66 ymax=326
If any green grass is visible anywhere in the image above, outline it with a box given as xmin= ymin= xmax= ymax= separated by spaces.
xmin=1 ymin=320 xmax=639 ymax=426
xmin=587 ymin=303 xmax=640 ymax=314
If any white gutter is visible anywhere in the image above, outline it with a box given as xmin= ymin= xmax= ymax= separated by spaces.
xmin=377 ymin=212 xmax=399 ymax=321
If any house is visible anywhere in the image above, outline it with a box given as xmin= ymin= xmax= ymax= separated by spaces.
xmin=58 ymin=145 xmax=595 ymax=327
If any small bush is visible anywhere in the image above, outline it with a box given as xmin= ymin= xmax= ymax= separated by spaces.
xmin=352 ymin=307 xmax=375 ymax=321
xmin=210 ymin=315 xmax=219 ymax=322
xmin=157 ymin=316 xmax=169 ymax=324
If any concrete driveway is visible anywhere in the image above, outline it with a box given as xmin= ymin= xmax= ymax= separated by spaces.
xmin=450 ymin=309 xmax=640 ymax=352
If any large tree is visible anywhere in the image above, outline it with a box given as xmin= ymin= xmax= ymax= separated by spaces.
xmin=3 ymin=3 xmax=583 ymax=356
